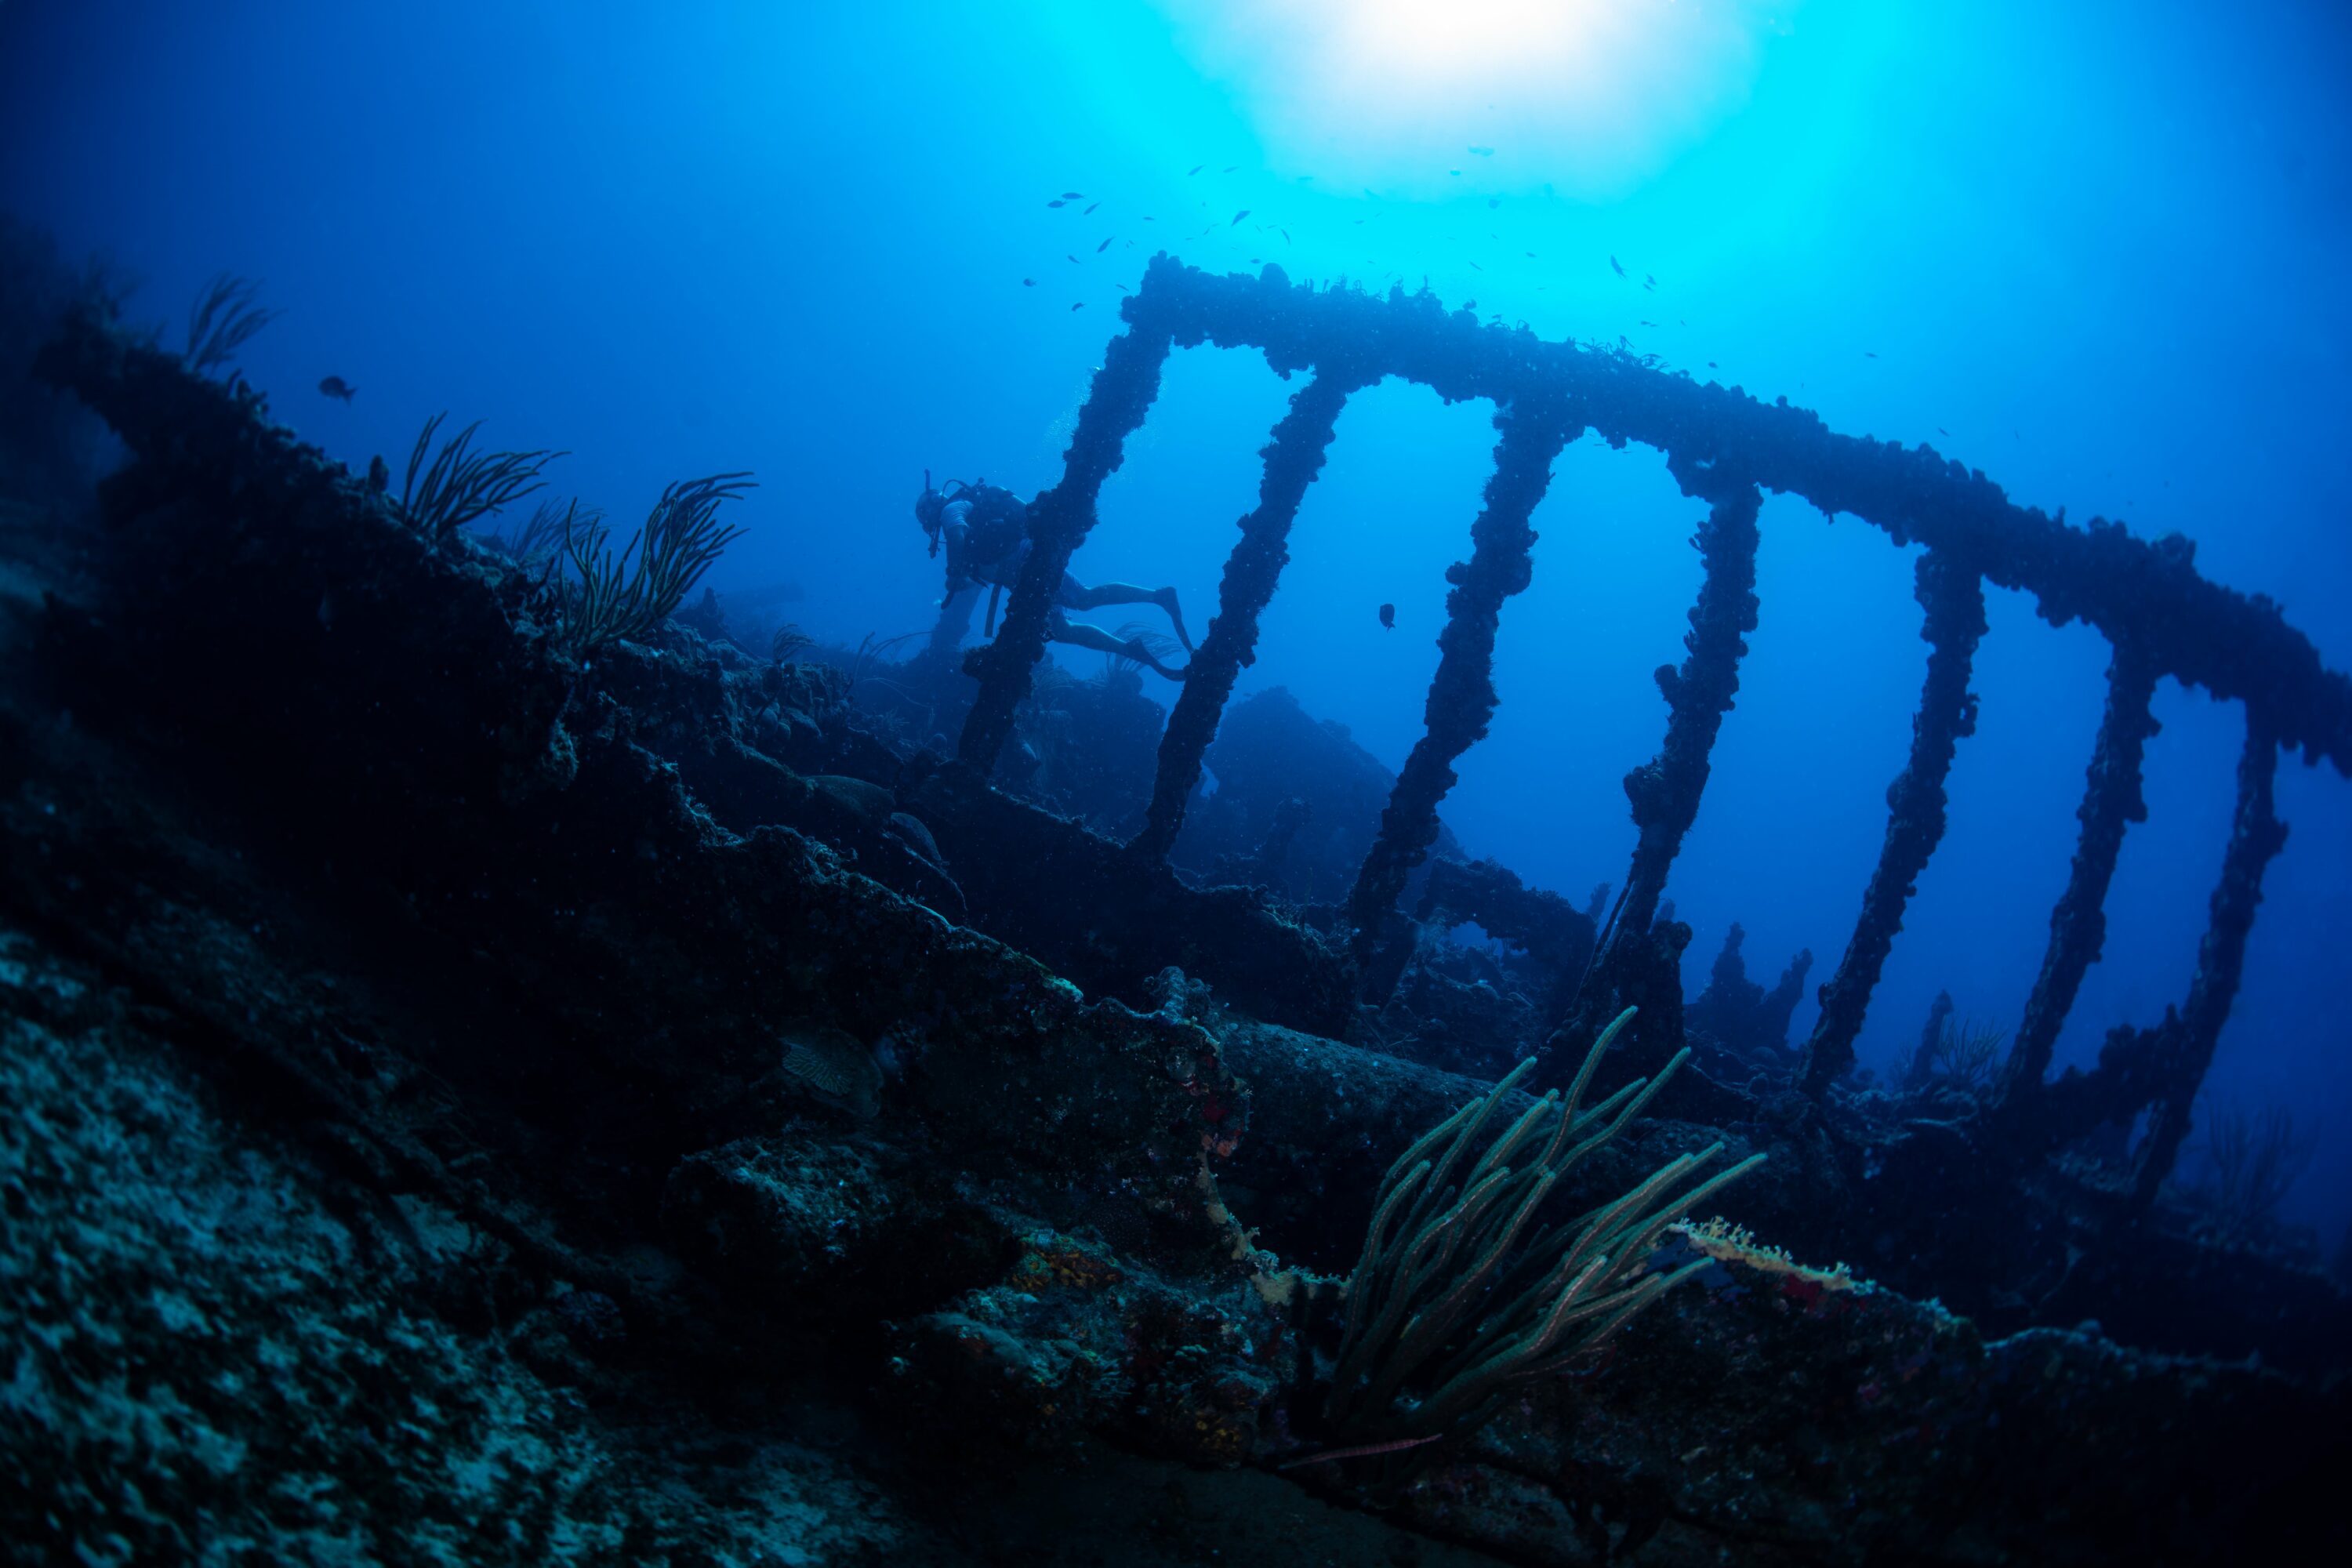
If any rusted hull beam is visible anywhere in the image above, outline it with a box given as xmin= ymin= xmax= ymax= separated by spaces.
xmin=1991 ymin=644 xmax=2161 ymax=1123
xmin=1131 ymin=372 xmax=1358 ymax=862
xmin=2129 ymin=717 xmax=2288 ymax=1204
xmin=957 ymin=322 xmax=1175 ymax=772
xmin=1799 ymin=550 xmax=1988 ymax=1096
xmin=1345 ymin=399 xmax=1577 ymax=958
xmin=1617 ymin=484 xmax=1763 ymax=935
xmin=1112 ymin=258 xmax=2352 ymax=773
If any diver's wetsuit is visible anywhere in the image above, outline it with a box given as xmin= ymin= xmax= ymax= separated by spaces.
xmin=926 ymin=488 xmax=1192 ymax=677
xmin=938 ymin=496 xmax=1073 ymax=607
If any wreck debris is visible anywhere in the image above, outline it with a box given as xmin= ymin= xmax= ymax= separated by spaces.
xmin=1185 ymin=687 xmax=1441 ymax=908
xmin=905 ymin=753 xmax=1356 ymax=1036
xmin=1223 ymin=795 xmax=1309 ymax=886
xmin=1799 ymin=548 xmax=1987 ymax=1096
xmin=1683 ymin=921 xmax=1809 ymax=1071
xmin=1902 ymin=989 xmax=1959 ymax=1091
xmin=1414 ymin=855 xmax=1598 ymax=1015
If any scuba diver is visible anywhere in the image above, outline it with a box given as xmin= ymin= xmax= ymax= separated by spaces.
xmin=915 ymin=474 xmax=1193 ymax=679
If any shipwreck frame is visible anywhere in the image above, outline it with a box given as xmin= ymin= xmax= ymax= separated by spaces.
xmin=959 ymin=254 xmax=2351 ymax=1198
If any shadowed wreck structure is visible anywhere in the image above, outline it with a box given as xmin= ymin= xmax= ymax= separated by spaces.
xmin=6 ymin=258 xmax=2351 ymax=1566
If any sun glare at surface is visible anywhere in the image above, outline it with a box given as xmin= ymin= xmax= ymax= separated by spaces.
xmin=1334 ymin=0 xmax=1602 ymax=82
xmin=1156 ymin=0 xmax=1797 ymax=196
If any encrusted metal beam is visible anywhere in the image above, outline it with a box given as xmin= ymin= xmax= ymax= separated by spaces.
xmin=958 ymin=321 xmax=1175 ymax=773
xmin=2129 ymin=713 xmax=2288 ymax=1204
xmin=1617 ymin=483 xmax=1763 ymax=935
xmin=1799 ymin=549 xmax=1987 ymax=1096
xmin=1131 ymin=371 xmax=1360 ymax=861
xmin=1991 ymin=643 xmax=2161 ymax=1122
xmin=1345 ymin=397 xmax=1577 ymax=957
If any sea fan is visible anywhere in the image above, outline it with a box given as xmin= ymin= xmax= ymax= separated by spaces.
xmin=779 ymin=1026 xmax=882 ymax=1118
xmin=184 ymin=273 xmax=280 ymax=376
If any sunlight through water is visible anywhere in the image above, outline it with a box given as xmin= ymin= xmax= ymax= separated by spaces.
xmin=1156 ymin=0 xmax=1799 ymax=195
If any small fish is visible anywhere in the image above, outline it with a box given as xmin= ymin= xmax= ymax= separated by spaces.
xmin=1708 ymin=361 xmax=1719 ymax=368
xmin=1189 ymin=164 xmax=1204 ymax=175
xmin=1468 ymin=261 xmax=1483 ymax=270
xmin=1642 ymin=278 xmax=1656 ymax=292
xmin=1232 ymin=209 xmax=1250 ymax=225
xmin=1116 ymin=283 xmax=1131 ymax=293
xmin=1645 ymin=272 xmax=1657 ymax=287
xmin=1022 ymin=278 xmax=1036 ymax=287
xmin=1062 ymin=190 xmax=1083 ymax=198
xmin=1865 ymin=351 xmax=1878 ymax=358
xmin=1072 ymin=302 xmax=1085 ymax=310
xmin=1938 ymin=426 xmax=1950 ymax=435
xmin=1639 ymin=320 xmax=1656 ymax=327
xmin=1280 ymin=229 xmax=1291 ymax=243
xmin=1468 ymin=145 xmax=1494 ymax=156
xmin=1083 ymin=202 xmax=1099 ymax=215
xmin=1610 ymin=256 xmax=1626 ymax=278
xmin=318 ymin=376 xmax=356 ymax=402
xmin=1047 ymin=199 xmax=1066 ymax=208
xmin=1378 ymin=602 xmax=1396 ymax=629
xmin=1142 ymin=216 xmax=1155 ymax=222
xmin=1525 ymin=252 xmax=1536 ymax=258
xmin=1221 ymin=165 xmax=1237 ymax=172
xmin=1067 ymin=254 xmax=1080 ymax=263
xmin=1096 ymin=237 xmax=1112 ymax=252
xmin=1487 ymin=197 xmax=1500 ymax=209
xmin=1363 ymin=187 xmax=1377 ymax=198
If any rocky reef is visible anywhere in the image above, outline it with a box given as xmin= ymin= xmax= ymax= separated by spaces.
xmin=2 ymin=284 xmax=2348 ymax=1566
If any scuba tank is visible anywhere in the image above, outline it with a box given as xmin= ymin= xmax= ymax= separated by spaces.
xmin=956 ymin=481 xmax=1030 ymax=564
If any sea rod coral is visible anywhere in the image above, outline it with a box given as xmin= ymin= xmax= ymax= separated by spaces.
xmin=1321 ymin=1007 xmax=1763 ymax=1451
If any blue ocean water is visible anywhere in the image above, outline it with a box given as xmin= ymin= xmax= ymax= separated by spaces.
xmin=5 ymin=0 xmax=2345 ymax=1237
